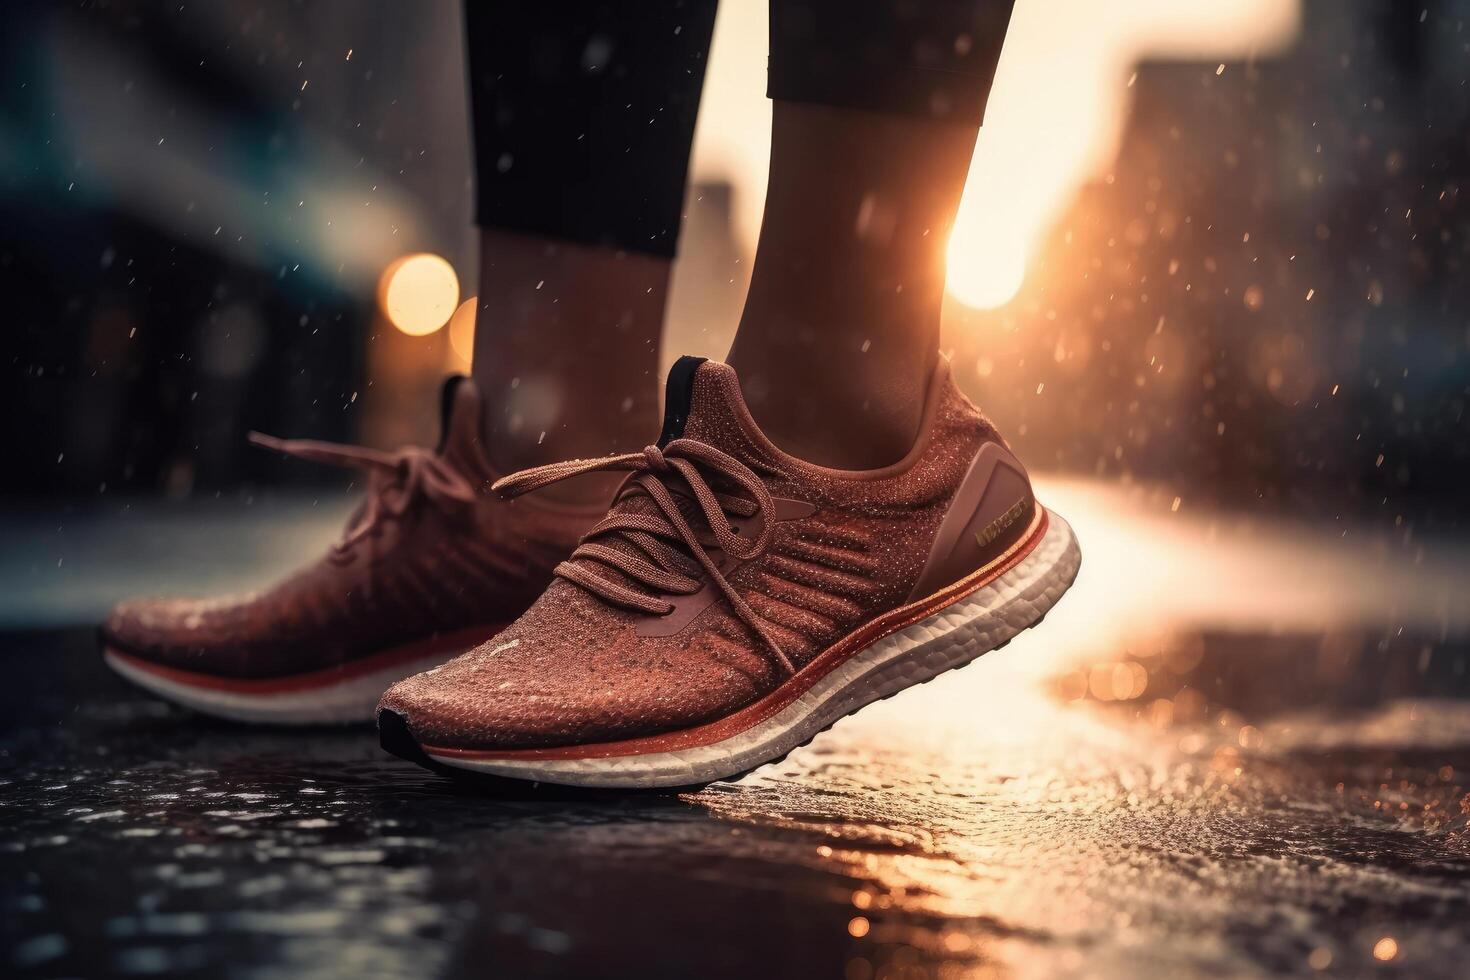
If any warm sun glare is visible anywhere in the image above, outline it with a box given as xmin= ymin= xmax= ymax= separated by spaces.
xmin=691 ymin=0 xmax=1301 ymax=312
xmin=946 ymin=0 xmax=1300 ymax=310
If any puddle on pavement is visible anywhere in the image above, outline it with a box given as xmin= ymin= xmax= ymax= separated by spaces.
xmin=3 ymin=624 xmax=1467 ymax=979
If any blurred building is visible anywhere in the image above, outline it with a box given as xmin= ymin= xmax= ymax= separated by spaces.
xmin=5 ymin=0 xmax=1468 ymax=534
xmin=2 ymin=0 xmax=470 ymax=495
xmin=949 ymin=0 xmax=1470 ymax=527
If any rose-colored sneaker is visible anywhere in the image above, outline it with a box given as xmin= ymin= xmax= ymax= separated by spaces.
xmin=100 ymin=378 xmax=601 ymax=724
xmin=378 ymin=357 xmax=1081 ymax=787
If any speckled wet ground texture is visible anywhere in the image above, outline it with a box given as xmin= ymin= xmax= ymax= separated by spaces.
xmin=4 ymin=623 xmax=1469 ymax=980
xmin=5 ymin=484 xmax=1470 ymax=978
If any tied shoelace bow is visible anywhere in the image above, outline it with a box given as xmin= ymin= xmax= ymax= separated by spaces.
xmin=492 ymin=439 xmax=796 ymax=675
xmin=248 ymin=432 xmax=477 ymax=560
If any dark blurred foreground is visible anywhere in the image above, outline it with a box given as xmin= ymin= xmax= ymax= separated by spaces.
xmin=3 ymin=483 xmax=1467 ymax=979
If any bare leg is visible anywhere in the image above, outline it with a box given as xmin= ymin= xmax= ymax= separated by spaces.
xmin=471 ymin=231 xmax=665 ymax=486
xmin=726 ymin=103 xmax=980 ymax=470
xmin=462 ymin=0 xmax=717 ymax=491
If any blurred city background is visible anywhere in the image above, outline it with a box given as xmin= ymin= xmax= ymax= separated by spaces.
xmin=8 ymin=0 xmax=1469 ymax=623
xmin=4 ymin=2 xmax=1470 ymax=977
xmin=8 ymin=0 xmax=1468 ymax=519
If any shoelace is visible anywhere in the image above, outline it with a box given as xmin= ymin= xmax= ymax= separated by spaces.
xmin=248 ymin=432 xmax=477 ymax=560
xmin=493 ymin=439 xmax=795 ymax=674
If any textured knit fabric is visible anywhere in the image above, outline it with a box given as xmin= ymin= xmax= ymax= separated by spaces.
xmin=465 ymin=0 xmax=718 ymax=256
xmin=768 ymin=0 xmax=1016 ymax=125
xmin=466 ymin=1 xmax=1016 ymax=255
xmin=102 ymin=379 xmax=599 ymax=679
xmin=380 ymin=359 xmax=1023 ymax=750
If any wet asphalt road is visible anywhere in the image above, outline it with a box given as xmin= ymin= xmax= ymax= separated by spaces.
xmin=3 ymin=624 xmax=1468 ymax=980
xmin=4 ymin=484 xmax=1469 ymax=978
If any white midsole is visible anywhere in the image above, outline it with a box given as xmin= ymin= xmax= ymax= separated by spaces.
xmin=103 ymin=648 xmax=464 ymax=725
xmin=428 ymin=509 xmax=1082 ymax=787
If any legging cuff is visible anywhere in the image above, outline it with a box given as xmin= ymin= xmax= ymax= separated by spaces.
xmin=767 ymin=0 xmax=1015 ymax=126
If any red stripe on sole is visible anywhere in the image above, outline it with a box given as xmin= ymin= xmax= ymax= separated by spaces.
xmin=424 ymin=507 xmax=1052 ymax=763
xmin=105 ymin=623 xmax=509 ymax=696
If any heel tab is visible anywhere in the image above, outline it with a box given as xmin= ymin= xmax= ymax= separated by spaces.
xmin=657 ymin=356 xmax=708 ymax=446
xmin=907 ymin=439 xmax=1036 ymax=603
xmin=436 ymin=375 xmax=493 ymax=481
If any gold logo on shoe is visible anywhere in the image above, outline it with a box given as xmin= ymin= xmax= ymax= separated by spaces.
xmin=975 ymin=498 xmax=1029 ymax=549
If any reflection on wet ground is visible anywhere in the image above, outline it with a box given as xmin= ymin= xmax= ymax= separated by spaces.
xmin=3 ymin=482 xmax=1469 ymax=978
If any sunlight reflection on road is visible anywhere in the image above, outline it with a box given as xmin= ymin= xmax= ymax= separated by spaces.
xmin=4 ymin=481 xmax=1468 ymax=978
xmin=833 ymin=474 xmax=1470 ymax=749
xmin=686 ymin=476 xmax=1470 ymax=977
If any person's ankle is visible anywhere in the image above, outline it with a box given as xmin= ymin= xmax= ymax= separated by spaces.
xmin=468 ymin=231 xmax=667 ymax=501
xmin=482 ymin=399 xmax=653 ymax=504
xmin=728 ymin=346 xmax=935 ymax=470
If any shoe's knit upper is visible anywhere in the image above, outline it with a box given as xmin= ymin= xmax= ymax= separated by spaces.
xmin=380 ymin=358 xmax=1028 ymax=750
xmin=102 ymin=379 xmax=598 ymax=679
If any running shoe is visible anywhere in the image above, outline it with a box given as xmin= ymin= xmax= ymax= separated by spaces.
xmin=101 ymin=377 xmax=600 ymax=724
xmin=379 ymin=356 xmax=1080 ymax=786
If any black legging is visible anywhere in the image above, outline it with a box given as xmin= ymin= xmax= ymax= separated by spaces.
xmin=465 ymin=0 xmax=1015 ymax=258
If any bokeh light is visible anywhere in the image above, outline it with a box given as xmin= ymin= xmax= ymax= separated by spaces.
xmin=378 ymin=253 xmax=459 ymax=336
xmin=448 ymin=296 xmax=477 ymax=367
